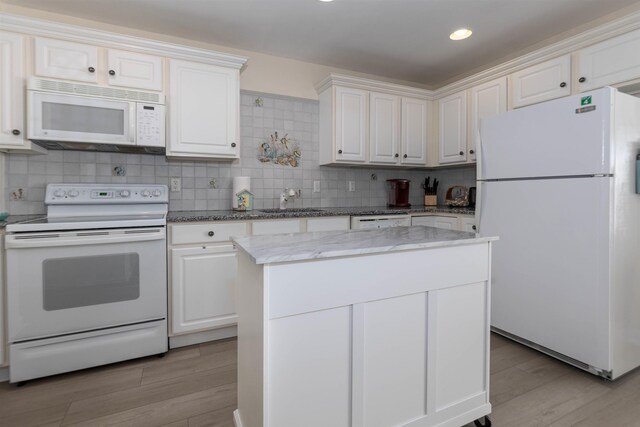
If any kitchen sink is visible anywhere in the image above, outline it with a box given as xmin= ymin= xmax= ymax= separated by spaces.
xmin=258 ymin=208 xmax=324 ymax=213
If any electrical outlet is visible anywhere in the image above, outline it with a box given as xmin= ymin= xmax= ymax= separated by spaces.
xmin=313 ymin=181 xmax=321 ymax=193
xmin=348 ymin=181 xmax=356 ymax=192
xmin=170 ymin=177 xmax=181 ymax=192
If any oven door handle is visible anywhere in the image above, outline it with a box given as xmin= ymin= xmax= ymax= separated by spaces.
xmin=6 ymin=229 xmax=165 ymax=249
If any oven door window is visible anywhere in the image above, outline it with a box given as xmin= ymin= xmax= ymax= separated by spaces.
xmin=42 ymin=253 xmax=140 ymax=311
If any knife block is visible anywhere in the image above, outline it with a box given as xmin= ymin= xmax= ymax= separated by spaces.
xmin=424 ymin=195 xmax=437 ymax=206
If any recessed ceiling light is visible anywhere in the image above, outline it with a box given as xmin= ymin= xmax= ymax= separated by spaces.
xmin=318 ymin=0 xmax=334 ymax=2
xmin=449 ymin=28 xmax=473 ymax=41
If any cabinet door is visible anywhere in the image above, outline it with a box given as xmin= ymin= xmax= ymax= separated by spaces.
xmin=401 ymin=97 xmax=428 ymax=165
xmin=171 ymin=244 xmax=237 ymax=334
xmin=107 ymin=49 xmax=163 ymax=91
xmin=335 ymin=86 xmax=367 ymax=163
xmin=438 ymin=91 xmax=467 ymax=164
xmin=252 ymin=219 xmax=301 ymax=236
xmin=578 ymin=29 xmax=640 ymax=92
xmin=458 ymin=216 xmax=477 ymax=232
xmin=510 ymin=55 xmax=570 ymax=108
xmin=34 ymin=37 xmax=98 ymax=83
xmin=369 ymin=92 xmax=399 ymax=164
xmin=306 ymin=217 xmax=350 ymax=232
xmin=0 ymin=32 xmax=25 ymax=147
xmin=168 ymin=59 xmax=239 ymax=158
xmin=470 ymin=77 xmax=507 ymax=162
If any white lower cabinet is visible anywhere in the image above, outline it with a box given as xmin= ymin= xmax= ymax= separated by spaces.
xmin=170 ymin=244 xmax=238 ymax=335
xmin=168 ymin=221 xmax=248 ymax=337
xmin=459 ymin=215 xmax=477 ymax=232
xmin=412 ymin=214 xmax=476 ymax=232
xmin=235 ymin=241 xmax=492 ymax=427
xmin=168 ymin=217 xmax=350 ymax=342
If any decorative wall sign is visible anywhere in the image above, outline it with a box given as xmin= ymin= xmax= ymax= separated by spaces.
xmin=258 ymin=131 xmax=301 ymax=167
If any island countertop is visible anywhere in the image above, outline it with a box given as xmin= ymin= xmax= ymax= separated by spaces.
xmin=232 ymin=225 xmax=497 ymax=264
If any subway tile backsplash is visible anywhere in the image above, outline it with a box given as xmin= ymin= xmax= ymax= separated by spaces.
xmin=5 ymin=91 xmax=476 ymax=215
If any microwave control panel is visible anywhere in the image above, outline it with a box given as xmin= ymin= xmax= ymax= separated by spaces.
xmin=136 ymin=104 xmax=165 ymax=147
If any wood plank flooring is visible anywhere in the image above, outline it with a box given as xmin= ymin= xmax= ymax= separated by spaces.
xmin=1 ymin=334 xmax=639 ymax=426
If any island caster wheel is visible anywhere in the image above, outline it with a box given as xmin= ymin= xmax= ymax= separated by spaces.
xmin=474 ymin=416 xmax=491 ymax=427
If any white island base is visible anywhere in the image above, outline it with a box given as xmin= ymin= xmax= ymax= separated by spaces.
xmin=233 ymin=227 xmax=495 ymax=427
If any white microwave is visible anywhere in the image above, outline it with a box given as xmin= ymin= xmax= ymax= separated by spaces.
xmin=27 ymin=78 xmax=165 ymax=148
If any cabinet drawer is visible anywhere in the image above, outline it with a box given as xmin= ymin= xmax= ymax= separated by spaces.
xmin=252 ymin=219 xmax=301 ymax=235
xmin=306 ymin=217 xmax=350 ymax=232
xmin=170 ymin=222 xmax=248 ymax=245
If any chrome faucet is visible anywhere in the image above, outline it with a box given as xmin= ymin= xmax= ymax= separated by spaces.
xmin=280 ymin=188 xmax=301 ymax=209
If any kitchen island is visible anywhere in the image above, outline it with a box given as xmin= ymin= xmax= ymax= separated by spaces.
xmin=232 ymin=226 xmax=496 ymax=427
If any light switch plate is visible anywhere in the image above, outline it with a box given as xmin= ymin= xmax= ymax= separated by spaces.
xmin=313 ymin=181 xmax=321 ymax=193
xmin=348 ymin=181 xmax=355 ymax=192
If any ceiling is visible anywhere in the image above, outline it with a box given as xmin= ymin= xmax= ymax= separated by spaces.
xmin=4 ymin=0 xmax=640 ymax=87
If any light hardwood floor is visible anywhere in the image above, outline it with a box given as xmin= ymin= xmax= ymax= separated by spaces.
xmin=1 ymin=333 xmax=639 ymax=426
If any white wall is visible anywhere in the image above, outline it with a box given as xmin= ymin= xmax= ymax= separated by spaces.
xmin=0 ymin=2 xmax=429 ymax=100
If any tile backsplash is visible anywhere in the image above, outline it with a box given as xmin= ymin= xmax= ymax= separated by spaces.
xmin=5 ymin=91 xmax=476 ymax=215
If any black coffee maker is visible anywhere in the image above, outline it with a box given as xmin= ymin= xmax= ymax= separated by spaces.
xmin=386 ymin=179 xmax=411 ymax=207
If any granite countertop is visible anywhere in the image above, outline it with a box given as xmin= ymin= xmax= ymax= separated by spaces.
xmin=167 ymin=205 xmax=475 ymax=222
xmin=233 ymin=225 xmax=496 ymax=264
xmin=0 ymin=214 xmax=47 ymax=229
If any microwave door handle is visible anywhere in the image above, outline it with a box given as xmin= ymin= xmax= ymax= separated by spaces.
xmin=130 ymin=103 xmax=136 ymax=143
xmin=5 ymin=229 xmax=165 ymax=249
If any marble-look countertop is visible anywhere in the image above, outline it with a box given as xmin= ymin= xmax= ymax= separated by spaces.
xmin=167 ymin=205 xmax=475 ymax=223
xmin=233 ymin=225 xmax=497 ymax=264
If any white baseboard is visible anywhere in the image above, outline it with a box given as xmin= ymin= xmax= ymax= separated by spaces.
xmin=169 ymin=326 xmax=237 ymax=349
xmin=233 ymin=409 xmax=243 ymax=427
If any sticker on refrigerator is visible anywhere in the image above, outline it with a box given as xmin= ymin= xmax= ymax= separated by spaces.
xmin=576 ymin=105 xmax=596 ymax=114
xmin=581 ymin=95 xmax=592 ymax=105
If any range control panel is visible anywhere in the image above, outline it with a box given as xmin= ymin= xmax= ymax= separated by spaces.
xmin=46 ymin=184 xmax=169 ymax=204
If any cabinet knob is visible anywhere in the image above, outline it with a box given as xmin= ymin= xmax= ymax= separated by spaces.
xmin=394 ymin=153 xmax=399 ymax=158
xmin=208 ymin=231 xmax=215 ymax=237
xmin=231 ymin=142 xmax=237 ymax=148
xmin=472 ymin=225 xmax=477 ymax=230
xmin=11 ymin=129 xmax=20 ymax=136
xmin=403 ymin=154 xmax=408 ymax=158
xmin=579 ymin=77 xmax=586 ymax=83
xmin=88 ymin=67 xmax=95 ymax=73
xmin=338 ymin=149 xmax=343 ymax=154
xmin=108 ymin=69 xmax=116 ymax=76
xmin=559 ymin=82 xmax=566 ymax=88
xmin=469 ymin=149 xmax=475 ymax=154
xmin=459 ymin=151 xmax=464 ymax=156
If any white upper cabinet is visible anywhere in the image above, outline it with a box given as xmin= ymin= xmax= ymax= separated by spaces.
xmin=438 ymin=90 xmax=467 ymax=164
xmin=34 ymin=37 xmax=164 ymax=91
xmin=34 ymin=37 xmax=99 ymax=83
xmin=577 ymin=28 xmax=640 ymax=92
xmin=335 ymin=86 xmax=368 ymax=163
xmin=0 ymin=31 xmax=45 ymax=154
xmin=369 ymin=91 xmax=400 ymax=164
xmin=168 ymin=59 xmax=239 ymax=159
xmin=318 ymin=76 xmax=429 ymax=167
xmin=470 ymin=77 xmax=507 ymax=162
xmin=401 ymin=97 xmax=428 ymax=165
xmin=0 ymin=32 xmax=25 ymax=146
xmin=106 ymin=49 xmax=163 ymax=91
xmin=510 ymin=55 xmax=571 ymax=108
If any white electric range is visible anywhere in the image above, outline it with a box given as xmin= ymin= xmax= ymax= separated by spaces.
xmin=6 ymin=184 xmax=169 ymax=383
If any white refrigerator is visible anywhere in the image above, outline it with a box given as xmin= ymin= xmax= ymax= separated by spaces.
xmin=477 ymin=87 xmax=640 ymax=379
